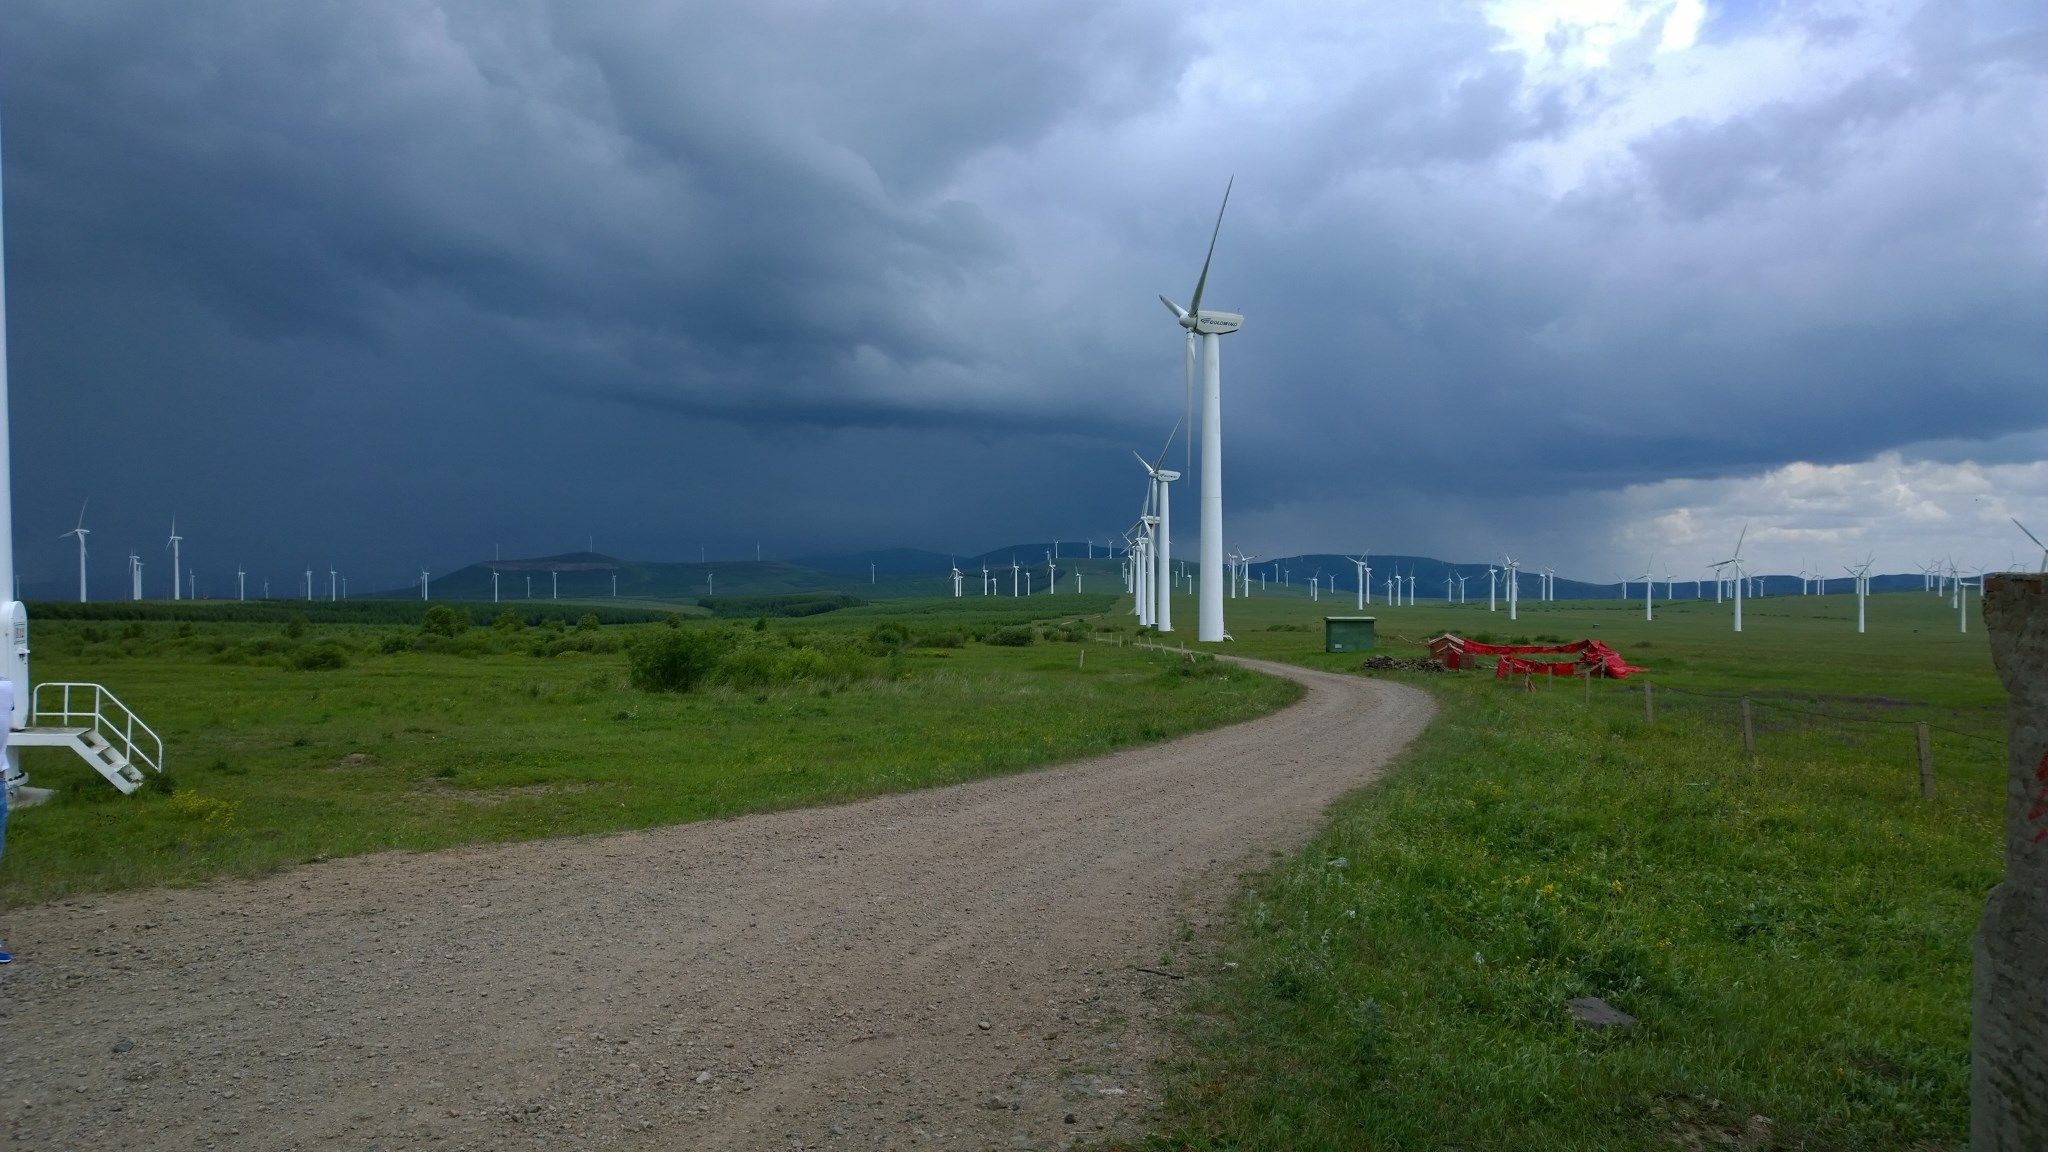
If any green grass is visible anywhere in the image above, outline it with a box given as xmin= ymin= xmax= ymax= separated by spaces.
xmin=2 ymin=608 xmax=1296 ymax=906
xmin=1140 ymin=587 xmax=2000 ymax=1151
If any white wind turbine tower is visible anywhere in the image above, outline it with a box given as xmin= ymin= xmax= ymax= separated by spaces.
xmin=129 ymin=551 xmax=142 ymax=600
xmin=60 ymin=499 xmax=88 ymax=602
xmin=1639 ymin=561 xmax=1655 ymax=621
xmin=1710 ymin=525 xmax=1748 ymax=633
xmin=1664 ymin=570 xmax=1676 ymax=599
xmin=1503 ymin=556 xmax=1520 ymax=620
xmin=1011 ymin=556 xmax=1021 ymax=598
xmin=1487 ymin=566 xmax=1498 ymax=611
xmin=329 ymin=567 xmax=338 ymax=602
xmin=2014 ymin=518 xmax=2047 ymax=572
xmin=1158 ymin=179 xmax=1242 ymax=643
xmin=1405 ymin=570 xmax=1417 ymax=606
xmin=1347 ymin=554 xmax=1370 ymax=609
xmin=420 ymin=570 xmax=430 ymax=601
xmin=236 ymin=564 xmax=246 ymax=602
xmin=166 ymin=518 xmax=184 ymax=601
xmin=1045 ymin=551 xmax=1057 ymax=596
xmin=1846 ymin=556 xmax=1873 ymax=633
xmin=1456 ymin=571 xmax=1469 ymax=603
xmin=982 ymin=561 xmax=991 ymax=596
xmin=1309 ymin=570 xmax=1320 ymax=602
xmin=1135 ymin=443 xmax=1179 ymax=632
xmin=304 ymin=569 xmax=313 ymax=601
xmin=950 ymin=559 xmax=963 ymax=598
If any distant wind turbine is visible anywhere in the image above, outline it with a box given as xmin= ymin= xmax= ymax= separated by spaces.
xmin=1710 ymin=524 xmax=1748 ymax=633
xmin=167 ymin=518 xmax=184 ymax=601
xmin=60 ymin=499 xmax=88 ymax=602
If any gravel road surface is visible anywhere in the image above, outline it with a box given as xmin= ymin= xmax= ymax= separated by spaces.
xmin=1 ymin=657 xmax=1432 ymax=1150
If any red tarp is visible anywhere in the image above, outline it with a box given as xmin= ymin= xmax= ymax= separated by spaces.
xmin=1425 ymin=634 xmax=1643 ymax=680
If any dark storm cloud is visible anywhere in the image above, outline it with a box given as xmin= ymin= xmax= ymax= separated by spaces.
xmin=1 ymin=0 xmax=2045 ymax=592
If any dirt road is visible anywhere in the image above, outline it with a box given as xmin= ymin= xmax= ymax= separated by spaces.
xmin=1 ymin=658 xmax=1431 ymax=1150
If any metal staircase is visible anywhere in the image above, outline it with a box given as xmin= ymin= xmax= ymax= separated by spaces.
xmin=13 ymin=682 xmax=164 ymax=794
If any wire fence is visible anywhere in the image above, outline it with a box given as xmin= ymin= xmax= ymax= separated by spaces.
xmin=1491 ymin=667 xmax=2004 ymax=800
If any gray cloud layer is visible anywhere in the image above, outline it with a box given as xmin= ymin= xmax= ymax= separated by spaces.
xmin=2 ymin=0 xmax=2044 ymax=591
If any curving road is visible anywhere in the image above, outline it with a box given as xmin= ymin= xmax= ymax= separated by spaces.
xmin=1 ymin=657 xmax=1432 ymax=1150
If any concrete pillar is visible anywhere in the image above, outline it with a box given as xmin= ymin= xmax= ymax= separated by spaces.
xmin=1977 ymin=573 xmax=2048 ymax=1149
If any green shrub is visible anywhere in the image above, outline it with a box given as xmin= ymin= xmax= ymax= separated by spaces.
xmin=577 ymin=613 xmax=601 ymax=633
xmin=379 ymin=633 xmax=409 ymax=654
xmin=421 ymin=604 xmax=470 ymax=638
xmin=493 ymin=609 xmax=524 ymax=631
xmin=628 ymin=628 xmax=732 ymax=693
xmin=290 ymin=644 xmax=350 ymax=671
xmin=914 ymin=631 xmax=965 ymax=649
xmin=985 ymin=625 xmax=1035 ymax=647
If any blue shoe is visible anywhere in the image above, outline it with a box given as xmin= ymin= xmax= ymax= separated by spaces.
xmin=0 ymin=950 xmax=11 ymax=964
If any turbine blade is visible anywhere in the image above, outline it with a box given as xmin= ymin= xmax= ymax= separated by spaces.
xmin=2015 ymin=517 xmax=2046 ymax=550
xmin=1158 ymin=295 xmax=1187 ymax=320
xmin=1152 ymin=412 xmax=1185 ymax=471
xmin=1187 ymin=176 xmax=1233 ymax=317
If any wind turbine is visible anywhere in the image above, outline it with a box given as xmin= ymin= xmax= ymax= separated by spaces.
xmin=1158 ymin=178 xmax=1241 ymax=642
xmin=1456 ymin=571 xmax=1469 ymax=603
xmin=1010 ymin=556 xmax=1021 ymax=598
xmin=1710 ymin=525 xmax=1747 ymax=633
xmin=166 ymin=518 xmax=184 ymax=601
xmin=1135 ymin=437 xmax=1180 ymax=632
xmin=2014 ymin=518 xmax=2047 ymax=572
xmin=420 ymin=570 xmax=430 ymax=601
xmin=1406 ymin=569 xmax=1417 ymax=606
xmin=950 ymin=559 xmax=963 ymax=598
xmin=1488 ymin=566 xmax=1498 ymax=611
xmin=1846 ymin=556 xmax=1873 ymax=633
xmin=236 ymin=564 xmax=246 ymax=602
xmin=1503 ymin=556 xmax=1520 ymax=620
xmin=1639 ymin=560 xmax=1655 ymax=621
xmin=129 ymin=551 xmax=142 ymax=600
xmin=60 ymin=499 xmax=88 ymax=602
xmin=1346 ymin=554 xmax=1370 ymax=609
xmin=329 ymin=567 xmax=338 ymax=602
xmin=305 ymin=569 xmax=313 ymax=601
xmin=1045 ymin=551 xmax=1057 ymax=596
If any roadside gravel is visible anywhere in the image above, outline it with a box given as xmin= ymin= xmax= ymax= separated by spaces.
xmin=1 ymin=657 xmax=1432 ymax=1150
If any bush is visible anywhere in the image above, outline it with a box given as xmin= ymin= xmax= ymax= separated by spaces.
xmin=914 ymin=631 xmax=964 ymax=649
xmin=290 ymin=644 xmax=350 ymax=671
xmin=628 ymin=628 xmax=732 ymax=693
xmin=493 ymin=609 xmax=524 ymax=631
xmin=421 ymin=604 xmax=470 ymax=638
xmin=985 ymin=625 xmax=1035 ymax=647
xmin=577 ymin=613 xmax=601 ymax=633
xmin=378 ymin=634 xmax=409 ymax=655
xmin=284 ymin=613 xmax=308 ymax=639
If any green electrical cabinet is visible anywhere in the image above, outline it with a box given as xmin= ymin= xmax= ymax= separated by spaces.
xmin=1324 ymin=616 xmax=1377 ymax=653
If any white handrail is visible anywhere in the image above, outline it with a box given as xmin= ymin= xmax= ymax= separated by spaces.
xmin=31 ymin=681 xmax=164 ymax=777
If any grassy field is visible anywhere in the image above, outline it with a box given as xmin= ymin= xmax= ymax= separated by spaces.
xmin=1 ymin=597 xmax=1297 ymax=906
xmin=1138 ymin=586 xmax=2002 ymax=1151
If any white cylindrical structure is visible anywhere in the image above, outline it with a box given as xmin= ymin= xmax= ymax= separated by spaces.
xmin=1154 ymin=477 xmax=1172 ymax=632
xmin=1198 ymin=333 xmax=1224 ymax=641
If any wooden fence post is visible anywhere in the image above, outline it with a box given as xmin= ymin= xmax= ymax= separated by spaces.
xmin=1740 ymin=696 xmax=1755 ymax=759
xmin=1644 ymin=681 xmax=1654 ymax=724
xmin=1915 ymin=722 xmax=1933 ymax=799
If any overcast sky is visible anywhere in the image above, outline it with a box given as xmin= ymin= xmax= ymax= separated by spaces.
xmin=3 ymin=0 xmax=2045 ymax=595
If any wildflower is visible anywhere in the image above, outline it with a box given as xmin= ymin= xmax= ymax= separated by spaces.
xmin=1539 ymin=883 xmax=1557 ymax=897
xmin=1473 ymin=952 xmax=1486 ymax=965
xmin=1611 ymin=879 xmax=1625 ymax=894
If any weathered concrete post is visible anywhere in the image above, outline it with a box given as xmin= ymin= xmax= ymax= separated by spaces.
xmin=1976 ymin=573 xmax=2047 ymax=1149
